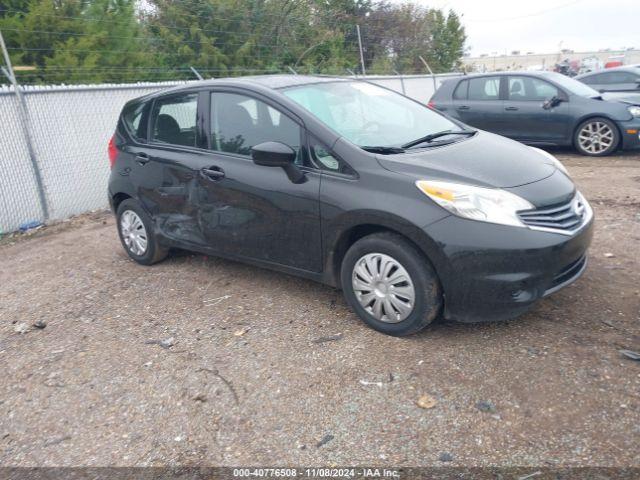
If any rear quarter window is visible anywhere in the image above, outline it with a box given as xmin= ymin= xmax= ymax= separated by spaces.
xmin=122 ymin=102 xmax=148 ymax=142
xmin=453 ymin=80 xmax=468 ymax=100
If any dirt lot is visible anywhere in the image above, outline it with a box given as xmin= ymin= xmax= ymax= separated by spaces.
xmin=1 ymin=150 xmax=639 ymax=468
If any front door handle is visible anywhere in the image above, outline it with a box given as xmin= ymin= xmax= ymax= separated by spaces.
xmin=135 ymin=153 xmax=150 ymax=165
xmin=457 ymin=105 xmax=470 ymax=111
xmin=201 ymin=167 xmax=225 ymax=181
xmin=504 ymin=106 xmax=519 ymax=111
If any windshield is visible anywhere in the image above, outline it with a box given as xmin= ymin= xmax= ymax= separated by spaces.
xmin=543 ymin=72 xmax=600 ymax=97
xmin=281 ymin=81 xmax=461 ymax=148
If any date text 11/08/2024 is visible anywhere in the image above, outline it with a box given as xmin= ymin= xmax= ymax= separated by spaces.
xmin=232 ymin=468 xmax=401 ymax=478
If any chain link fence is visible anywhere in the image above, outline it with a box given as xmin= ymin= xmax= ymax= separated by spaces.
xmin=0 ymin=73 xmax=462 ymax=234
xmin=0 ymin=82 xmax=187 ymax=234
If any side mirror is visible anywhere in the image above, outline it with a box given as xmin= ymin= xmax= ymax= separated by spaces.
xmin=251 ymin=141 xmax=306 ymax=184
xmin=542 ymin=96 xmax=562 ymax=110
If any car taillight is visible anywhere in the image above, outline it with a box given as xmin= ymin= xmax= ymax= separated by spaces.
xmin=108 ymin=134 xmax=117 ymax=169
xmin=427 ymin=101 xmax=435 ymax=109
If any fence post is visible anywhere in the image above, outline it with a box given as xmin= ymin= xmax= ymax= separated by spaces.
xmin=393 ymin=70 xmax=406 ymax=95
xmin=419 ymin=56 xmax=437 ymax=95
xmin=356 ymin=24 xmax=366 ymax=76
xmin=0 ymin=29 xmax=49 ymax=221
xmin=189 ymin=66 xmax=203 ymax=80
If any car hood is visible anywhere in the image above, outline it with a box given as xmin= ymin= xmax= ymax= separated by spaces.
xmin=376 ymin=130 xmax=557 ymax=188
xmin=603 ymin=93 xmax=640 ymax=106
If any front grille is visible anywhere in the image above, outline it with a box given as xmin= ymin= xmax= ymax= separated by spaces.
xmin=518 ymin=193 xmax=589 ymax=234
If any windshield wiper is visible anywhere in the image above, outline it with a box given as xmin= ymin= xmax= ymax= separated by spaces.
xmin=361 ymin=146 xmax=406 ymax=154
xmin=401 ymin=129 xmax=476 ymax=149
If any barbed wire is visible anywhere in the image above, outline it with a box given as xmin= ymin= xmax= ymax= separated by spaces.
xmin=1 ymin=27 xmax=364 ymax=55
xmin=0 ymin=6 xmax=360 ymax=41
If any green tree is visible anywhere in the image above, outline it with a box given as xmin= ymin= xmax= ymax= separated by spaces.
xmin=1 ymin=0 xmax=466 ymax=84
xmin=426 ymin=9 xmax=465 ymax=72
xmin=44 ymin=0 xmax=154 ymax=83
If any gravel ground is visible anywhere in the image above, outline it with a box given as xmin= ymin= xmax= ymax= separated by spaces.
xmin=1 ymin=150 xmax=639 ymax=468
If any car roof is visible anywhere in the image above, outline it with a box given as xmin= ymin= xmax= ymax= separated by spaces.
xmin=575 ymin=66 xmax=640 ymax=78
xmin=446 ymin=71 xmax=567 ymax=84
xmin=132 ymin=74 xmax=348 ymax=104
xmin=232 ymin=74 xmax=349 ymax=89
xmin=456 ymin=71 xmax=564 ymax=78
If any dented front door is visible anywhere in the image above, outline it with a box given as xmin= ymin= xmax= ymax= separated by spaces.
xmin=193 ymin=89 xmax=323 ymax=272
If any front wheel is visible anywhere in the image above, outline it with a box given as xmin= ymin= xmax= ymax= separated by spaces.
xmin=116 ymin=199 xmax=168 ymax=265
xmin=340 ymin=232 xmax=442 ymax=336
xmin=574 ymin=117 xmax=619 ymax=156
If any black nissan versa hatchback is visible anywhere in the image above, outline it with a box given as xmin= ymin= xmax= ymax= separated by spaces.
xmin=108 ymin=75 xmax=594 ymax=336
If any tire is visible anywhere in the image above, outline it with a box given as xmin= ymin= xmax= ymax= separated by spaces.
xmin=116 ymin=199 xmax=168 ymax=265
xmin=574 ymin=117 xmax=619 ymax=156
xmin=340 ymin=232 xmax=442 ymax=336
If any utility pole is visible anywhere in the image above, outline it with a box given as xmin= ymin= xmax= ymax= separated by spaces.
xmin=0 ymin=28 xmax=49 ymax=221
xmin=356 ymin=24 xmax=366 ymax=76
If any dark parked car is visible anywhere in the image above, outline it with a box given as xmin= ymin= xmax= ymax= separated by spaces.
xmin=575 ymin=66 xmax=640 ymax=94
xmin=430 ymin=71 xmax=640 ymax=156
xmin=108 ymin=75 xmax=593 ymax=336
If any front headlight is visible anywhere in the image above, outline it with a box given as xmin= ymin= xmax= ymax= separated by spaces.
xmin=416 ymin=180 xmax=534 ymax=227
xmin=530 ymin=147 xmax=569 ymax=176
xmin=628 ymin=106 xmax=640 ymax=117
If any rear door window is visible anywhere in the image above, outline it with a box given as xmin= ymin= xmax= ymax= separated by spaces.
xmin=580 ymin=74 xmax=600 ymax=85
xmin=467 ymin=77 xmax=501 ymax=100
xmin=151 ymin=93 xmax=198 ymax=147
xmin=607 ymin=71 xmax=638 ymax=83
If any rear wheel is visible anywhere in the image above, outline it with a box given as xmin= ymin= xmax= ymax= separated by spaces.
xmin=574 ymin=117 xmax=619 ymax=156
xmin=116 ymin=199 xmax=168 ymax=265
xmin=340 ymin=232 xmax=442 ymax=336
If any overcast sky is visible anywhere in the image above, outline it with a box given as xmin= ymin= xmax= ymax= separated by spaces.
xmin=419 ymin=0 xmax=639 ymax=56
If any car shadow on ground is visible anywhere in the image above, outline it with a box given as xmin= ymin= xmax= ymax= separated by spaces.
xmin=167 ymin=246 xmax=554 ymax=341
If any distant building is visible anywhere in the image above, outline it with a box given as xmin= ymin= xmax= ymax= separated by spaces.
xmin=462 ymin=49 xmax=640 ymax=73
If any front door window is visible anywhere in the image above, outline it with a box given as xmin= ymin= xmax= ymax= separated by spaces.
xmin=210 ymin=92 xmax=302 ymax=163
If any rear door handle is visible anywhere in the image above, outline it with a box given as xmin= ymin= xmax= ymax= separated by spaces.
xmin=135 ymin=153 xmax=150 ymax=165
xmin=504 ymin=106 xmax=519 ymax=111
xmin=457 ymin=105 xmax=470 ymax=111
xmin=201 ymin=167 xmax=225 ymax=180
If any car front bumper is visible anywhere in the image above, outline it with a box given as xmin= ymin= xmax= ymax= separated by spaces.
xmin=423 ymin=214 xmax=594 ymax=323
xmin=616 ymin=118 xmax=640 ymax=150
